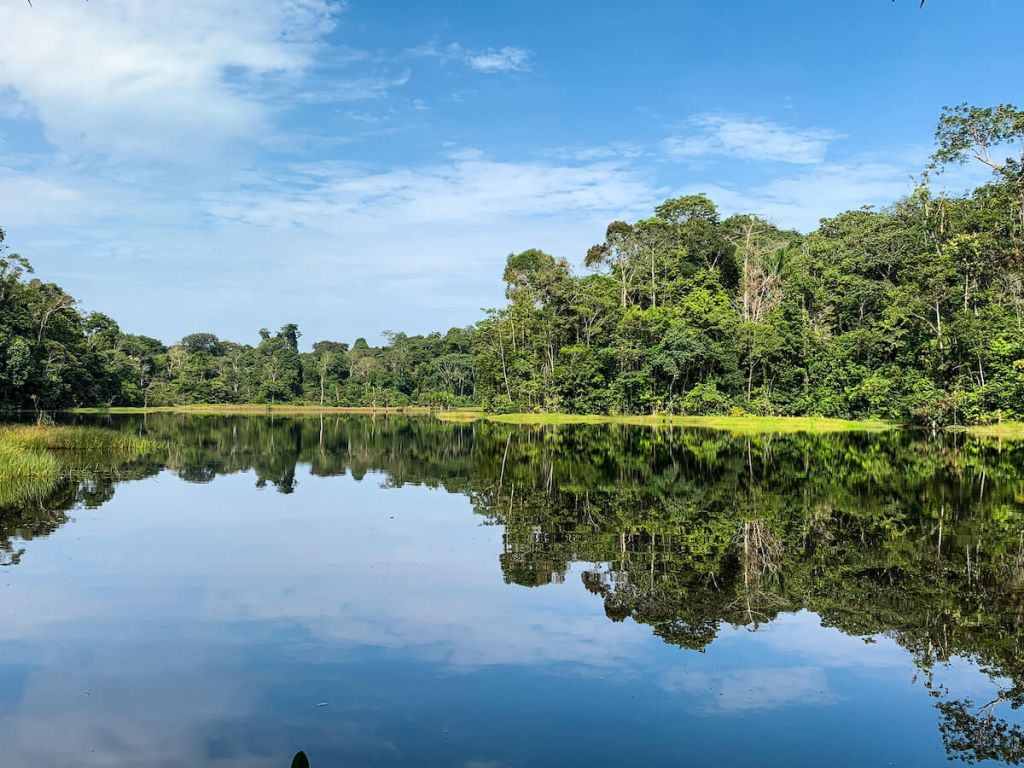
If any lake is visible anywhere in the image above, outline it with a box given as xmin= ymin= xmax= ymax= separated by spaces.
xmin=2 ymin=414 xmax=1024 ymax=767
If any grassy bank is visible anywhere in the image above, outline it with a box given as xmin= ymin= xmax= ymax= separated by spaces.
xmin=0 ymin=427 xmax=66 ymax=506
xmin=0 ymin=442 xmax=61 ymax=507
xmin=70 ymin=405 xmax=432 ymax=416
xmin=434 ymin=411 xmax=896 ymax=434
xmin=69 ymin=405 xmax=1024 ymax=437
xmin=959 ymin=422 xmax=1024 ymax=440
xmin=65 ymin=405 xmax=901 ymax=434
xmin=1 ymin=424 xmax=155 ymax=455
xmin=0 ymin=440 xmax=60 ymax=480
xmin=0 ymin=425 xmax=157 ymax=506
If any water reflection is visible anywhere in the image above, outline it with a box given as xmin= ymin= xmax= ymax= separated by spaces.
xmin=2 ymin=413 xmax=1024 ymax=765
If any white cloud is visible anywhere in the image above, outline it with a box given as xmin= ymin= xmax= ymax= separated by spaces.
xmin=207 ymin=153 xmax=659 ymax=230
xmin=465 ymin=47 xmax=532 ymax=74
xmin=739 ymin=610 xmax=909 ymax=669
xmin=406 ymin=40 xmax=462 ymax=59
xmin=547 ymin=142 xmax=647 ymax=162
xmin=409 ymin=40 xmax=532 ymax=75
xmin=662 ymin=666 xmax=834 ymax=713
xmin=685 ymin=160 xmax=915 ymax=231
xmin=0 ymin=86 xmax=32 ymax=120
xmin=663 ymin=114 xmax=841 ymax=164
xmin=294 ymin=69 xmax=412 ymax=104
xmin=0 ymin=0 xmax=342 ymax=158
xmin=0 ymin=164 xmax=88 ymax=226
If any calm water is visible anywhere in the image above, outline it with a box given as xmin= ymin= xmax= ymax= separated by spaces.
xmin=2 ymin=415 xmax=1024 ymax=767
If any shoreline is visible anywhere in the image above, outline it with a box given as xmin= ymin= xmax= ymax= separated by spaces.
xmin=948 ymin=423 xmax=1024 ymax=440
xmin=39 ymin=405 xmax=1021 ymax=437
xmin=435 ymin=411 xmax=898 ymax=434
xmin=68 ymin=405 xmax=433 ymax=416
xmin=63 ymin=405 xmax=895 ymax=434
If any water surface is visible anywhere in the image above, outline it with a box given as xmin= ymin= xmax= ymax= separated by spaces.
xmin=2 ymin=415 xmax=1024 ymax=767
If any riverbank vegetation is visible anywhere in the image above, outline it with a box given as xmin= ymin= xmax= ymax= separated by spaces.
xmin=0 ymin=444 xmax=62 ymax=513
xmin=68 ymin=404 xmax=893 ymax=434
xmin=0 ymin=424 xmax=156 ymax=507
xmin=952 ymin=421 xmax=1024 ymax=439
xmin=2 ymin=104 xmax=1022 ymax=425
xmin=435 ymin=411 xmax=894 ymax=433
xmin=71 ymin=404 xmax=433 ymax=416
xmin=0 ymin=439 xmax=60 ymax=481
xmin=0 ymin=424 xmax=155 ymax=455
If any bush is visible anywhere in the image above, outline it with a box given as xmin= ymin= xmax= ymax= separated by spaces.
xmin=486 ymin=394 xmax=516 ymax=414
xmin=680 ymin=382 xmax=731 ymax=415
xmin=418 ymin=390 xmax=456 ymax=409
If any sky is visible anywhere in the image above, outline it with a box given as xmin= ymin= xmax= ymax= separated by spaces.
xmin=0 ymin=0 xmax=1020 ymax=348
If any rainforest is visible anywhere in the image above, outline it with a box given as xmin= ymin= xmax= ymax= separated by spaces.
xmin=1 ymin=104 xmax=1023 ymax=424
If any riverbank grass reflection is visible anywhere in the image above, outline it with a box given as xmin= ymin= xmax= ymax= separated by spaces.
xmin=0 ymin=424 xmax=156 ymax=506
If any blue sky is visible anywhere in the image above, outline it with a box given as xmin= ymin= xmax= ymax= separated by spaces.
xmin=0 ymin=0 xmax=1020 ymax=347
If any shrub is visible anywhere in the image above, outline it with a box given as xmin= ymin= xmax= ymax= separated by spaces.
xmin=681 ymin=383 xmax=731 ymax=415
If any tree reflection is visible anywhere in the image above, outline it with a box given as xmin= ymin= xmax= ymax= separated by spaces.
xmin=4 ymin=413 xmax=1024 ymax=762
xmin=938 ymin=694 xmax=1024 ymax=764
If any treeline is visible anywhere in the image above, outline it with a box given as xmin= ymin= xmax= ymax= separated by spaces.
xmin=1 ymin=104 xmax=1022 ymax=423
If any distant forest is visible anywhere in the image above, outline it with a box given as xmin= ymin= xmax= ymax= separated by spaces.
xmin=2 ymin=103 xmax=1022 ymax=424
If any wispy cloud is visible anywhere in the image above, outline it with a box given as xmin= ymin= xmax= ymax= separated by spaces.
xmin=663 ymin=114 xmax=841 ymax=164
xmin=293 ymin=69 xmax=412 ymax=104
xmin=409 ymin=40 xmax=532 ymax=75
xmin=0 ymin=162 xmax=97 ymax=228
xmin=687 ymin=160 xmax=916 ymax=231
xmin=208 ymin=152 xmax=658 ymax=229
xmin=465 ymin=47 xmax=532 ymax=74
xmin=662 ymin=666 xmax=834 ymax=713
xmin=546 ymin=142 xmax=648 ymax=162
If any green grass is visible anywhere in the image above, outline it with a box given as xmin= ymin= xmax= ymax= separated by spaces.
xmin=70 ymin=405 xmax=899 ymax=434
xmin=960 ymin=422 xmax=1024 ymax=440
xmin=0 ymin=424 xmax=155 ymax=455
xmin=0 ymin=430 xmax=64 ymax=506
xmin=434 ymin=411 xmax=896 ymax=433
xmin=0 ymin=466 xmax=61 ymax=508
xmin=71 ymin=404 xmax=432 ymax=415
xmin=0 ymin=440 xmax=61 ymax=480
xmin=0 ymin=425 xmax=158 ymax=506
xmin=433 ymin=410 xmax=483 ymax=422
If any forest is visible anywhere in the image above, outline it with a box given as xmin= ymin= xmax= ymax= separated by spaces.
xmin=1 ymin=103 xmax=1022 ymax=425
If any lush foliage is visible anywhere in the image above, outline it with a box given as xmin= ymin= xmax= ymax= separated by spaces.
xmin=1 ymin=104 xmax=1022 ymax=424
